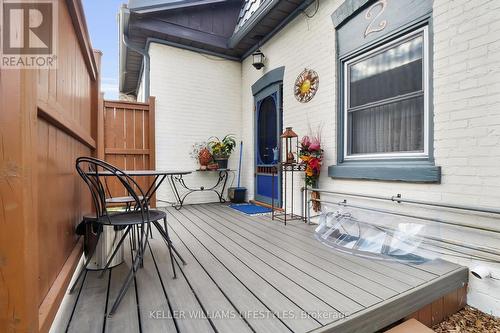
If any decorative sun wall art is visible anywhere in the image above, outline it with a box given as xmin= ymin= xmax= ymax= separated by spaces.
xmin=294 ymin=68 xmax=319 ymax=103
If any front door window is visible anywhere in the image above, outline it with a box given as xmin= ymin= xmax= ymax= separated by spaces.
xmin=257 ymin=96 xmax=278 ymax=165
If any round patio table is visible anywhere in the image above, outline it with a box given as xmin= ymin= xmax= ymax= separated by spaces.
xmin=86 ymin=169 xmax=192 ymax=265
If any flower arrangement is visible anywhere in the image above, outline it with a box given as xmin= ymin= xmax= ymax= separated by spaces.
xmin=189 ymin=141 xmax=212 ymax=169
xmin=190 ymin=141 xmax=208 ymax=161
xmin=299 ymin=135 xmax=323 ymax=187
xmin=207 ymin=134 xmax=236 ymax=158
xmin=299 ymin=126 xmax=324 ymax=212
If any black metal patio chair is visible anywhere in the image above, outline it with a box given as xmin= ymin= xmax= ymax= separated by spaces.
xmin=70 ymin=156 xmax=177 ymax=316
xmin=103 ymin=176 xmax=151 ymax=249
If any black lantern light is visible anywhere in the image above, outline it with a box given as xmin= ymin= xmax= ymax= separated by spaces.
xmin=252 ymin=48 xmax=265 ymax=70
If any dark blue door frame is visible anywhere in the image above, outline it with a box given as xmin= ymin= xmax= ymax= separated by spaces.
xmin=254 ymin=83 xmax=283 ymax=205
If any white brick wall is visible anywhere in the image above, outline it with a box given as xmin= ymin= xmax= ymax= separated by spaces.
xmin=149 ymin=43 xmax=242 ymax=204
xmin=146 ymin=0 xmax=500 ymax=316
xmin=240 ymin=0 xmax=338 ymax=209
xmin=239 ymin=0 xmax=500 ymax=316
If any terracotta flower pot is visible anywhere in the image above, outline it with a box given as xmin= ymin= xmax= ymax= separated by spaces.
xmin=198 ymin=148 xmax=212 ymax=166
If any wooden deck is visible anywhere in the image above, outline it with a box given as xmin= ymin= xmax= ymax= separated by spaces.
xmin=51 ymin=204 xmax=468 ymax=333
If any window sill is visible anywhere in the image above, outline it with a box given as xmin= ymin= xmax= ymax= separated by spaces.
xmin=328 ymin=162 xmax=441 ymax=183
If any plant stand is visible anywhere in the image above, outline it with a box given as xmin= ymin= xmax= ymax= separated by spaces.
xmin=271 ymin=162 xmax=307 ymax=225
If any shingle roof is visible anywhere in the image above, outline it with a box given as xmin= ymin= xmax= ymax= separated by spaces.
xmin=234 ymin=0 xmax=263 ymax=32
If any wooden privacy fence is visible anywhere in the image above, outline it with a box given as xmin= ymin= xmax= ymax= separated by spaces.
xmin=98 ymin=97 xmax=156 ymax=204
xmin=0 ymin=1 xmax=103 ymax=331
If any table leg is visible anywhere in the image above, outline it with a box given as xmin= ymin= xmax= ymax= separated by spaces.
xmin=169 ymin=175 xmax=184 ymax=210
xmin=216 ymin=170 xmax=229 ymax=203
xmin=144 ymin=174 xmax=168 ymax=206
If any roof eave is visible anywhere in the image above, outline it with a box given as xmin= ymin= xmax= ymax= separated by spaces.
xmin=130 ymin=0 xmax=230 ymax=14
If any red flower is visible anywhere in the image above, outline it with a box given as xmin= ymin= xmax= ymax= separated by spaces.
xmin=308 ymin=157 xmax=321 ymax=172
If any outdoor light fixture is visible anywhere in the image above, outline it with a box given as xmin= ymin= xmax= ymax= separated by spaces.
xmin=281 ymin=127 xmax=298 ymax=164
xmin=252 ymin=49 xmax=265 ymax=70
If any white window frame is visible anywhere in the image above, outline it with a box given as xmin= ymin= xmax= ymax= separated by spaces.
xmin=343 ymin=26 xmax=430 ymax=161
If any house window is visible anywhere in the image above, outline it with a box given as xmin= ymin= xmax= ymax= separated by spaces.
xmin=344 ymin=27 xmax=428 ymax=160
xmin=329 ymin=0 xmax=439 ymax=182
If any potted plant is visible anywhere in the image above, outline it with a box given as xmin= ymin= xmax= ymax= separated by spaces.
xmin=189 ymin=142 xmax=212 ymax=170
xmin=208 ymin=134 xmax=236 ymax=169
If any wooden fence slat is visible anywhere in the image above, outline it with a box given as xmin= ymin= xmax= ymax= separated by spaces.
xmin=104 ymin=100 xmax=151 ymax=110
xmin=105 ymin=148 xmax=151 ymax=155
xmin=97 ymin=92 xmax=105 ymax=160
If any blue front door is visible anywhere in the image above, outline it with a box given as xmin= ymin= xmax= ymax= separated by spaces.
xmin=254 ymin=85 xmax=282 ymax=205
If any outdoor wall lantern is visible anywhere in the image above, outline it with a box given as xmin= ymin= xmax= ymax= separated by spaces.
xmin=281 ymin=127 xmax=299 ymax=164
xmin=252 ymin=49 xmax=265 ymax=70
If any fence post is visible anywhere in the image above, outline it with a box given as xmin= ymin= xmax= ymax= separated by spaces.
xmin=148 ymin=96 xmax=156 ymax=207
xmin=97 ymin=93 xmax=105 ymax=160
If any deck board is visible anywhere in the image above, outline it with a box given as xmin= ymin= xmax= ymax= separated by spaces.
xmin=127 ymin=233 xmax=176 ymax=332
xmin=186 ymin=205 xmax=383 ymax=306
xmin=67 ymin=270 xmax=109 ymax=333
xmin=175 ymin=207 xmax=364 ymax=315
xmin=209 ymin=204 xmax=430 ymax=284
xmin=134 ymin=238 xmax=177 ymax=333
xmin=224 ymin=205 xmax=440 ymax=281
xmin=167 ymin=218 xmax=289 ymax=333
xmin=49 ymin=263 xmax=85 ymax=333
xmin=53 ymin=203 xmax=467 ymax=333
xmin=155 ymin=230 xmax=254 ymax=333
xmin=104 ymin=240 xmax=141 ymax=333
xmin=196 ymin=204 xmax=405 ymax=296
xmin=148 ymin=227 xmax=216 ymax=333
xmin=169 ymin=208 xmax=321 ymax=332
xmin=199 ymin=204 xmax=416 ymax=291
